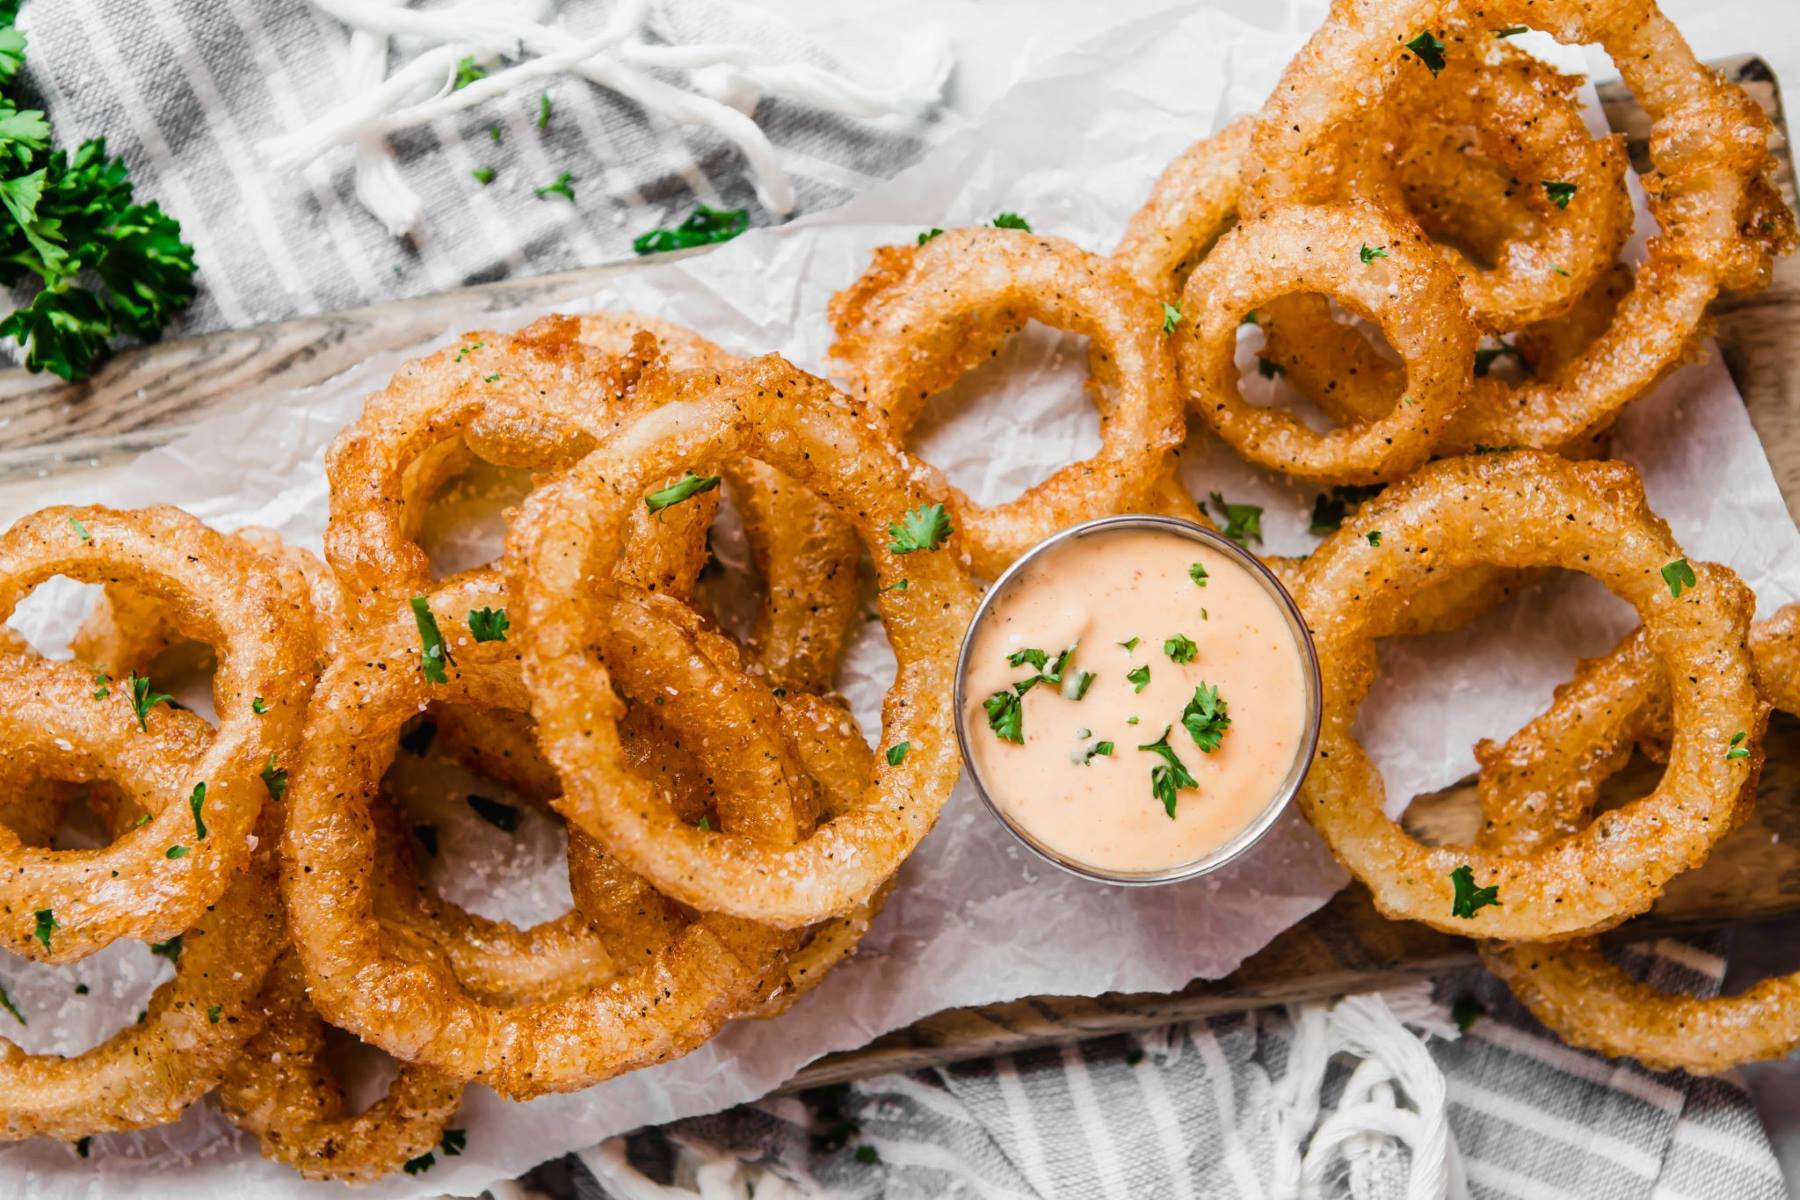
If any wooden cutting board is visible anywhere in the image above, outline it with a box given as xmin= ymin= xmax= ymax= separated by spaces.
xmin=0 ymin=58 xmax=1791 ymax=1090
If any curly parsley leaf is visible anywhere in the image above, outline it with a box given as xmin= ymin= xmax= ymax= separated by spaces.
xmin=534 ymin=172 xmax=575 ymax=202
xmin=1449 ymin=864 xmax=1501 ymax=919
xmin=188 ymin=781 xmax=207 ymax=840
xmin=983 ymin=688 xmax=1023 ymax=744
xmin=991 ymin=212 xmax=1031 ymax=231
xmin=1160 ymin=302 xmax=1182 ymax=334
xmin=1126 ymin=664 xmax=1150 ymax=693
xmin=261 ymin=754 xmax=287 ymax=801
xmin=1358 ymin=243 xmax=1388 ymax=264
xmin=1727 ymin=730 xmax=1751 ymax=761
xmin=1137 ymin=726 xmax=1197 ymax=818
xmin=127 ymin=673 xmax=173 ymax=731
xmin=409 ymin=596 xmax=454 ymax=684
xmin=1541 ymin=180 xmax=1577 ymax=209
xmin=1180 ymin=682 xmax=1231 ymax=753
xmin=1308 ymin=483 xmax=1384 ymax=533
xmin=1661 ymin=558 xmax=1696 ymax=599
xmin=917 ymin=227 xmax=943 ymax=246
xmin=632 ymin=203 xmax=747 ymax=254
xmin=148 ymin=934 xmax=182 ymax=962
xmin=468 ymin=606 xmax=509 ymax=643
xmin=31 ymin=907 xmax=54 ymax=952
xmin=1164 ymin=634 xmax=1196 ymax=664
xmin=1205 ymin=492 xmax=1263 ymax=547
xmin=1404 ymin=29 xmax=1447 ymax=76
xmin=886 ymin=741 xmax=910 ymax=766
xmin=887 ymin=503 xmax=952 ymax=554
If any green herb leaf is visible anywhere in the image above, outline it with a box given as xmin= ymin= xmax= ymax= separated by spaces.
xmin=645 ymin=472 xmax=721 ymax=513
xmin=207 ymin=1004 xmax=221 ymax=1024
xmin=1452 ymin=995 xmax=1485 ymax=1032
xmin=251 ymin=696 xmax=267 ymax=714
xmin=404 ymin=1153 xmax=436 ymax=1176
xmin=410 ymin=596 xmax=455 ymax=684
xmin=261 ymin=754 xmax=288 ymax=801
xmin=534 ymin=172 xmax=575 ymax=202
xmin=1359 ymin=243 xmax=1388 ymax=264
xmin=93 ymin=672 xmax=110 ymax=700
xmin=1084 ymin=740 xmax=1114 ymax=763
xmin=467 ymin=794 xmax=521 ymax=833
xmin=1181 ymin=682 xmax=1231 ymax=753
xmin=1126 ymin=664 xmax=1150 ymax=693
xmin=1307 ymin=483 xmax=1384 ymax=534
xmin=1541 ymin=181 xmax=1577 ymax=209
xmin=1404 ymin=29 xmax=1447 ymax=76
xmin=1206 ymin=492 xmax=1263 ymax=547
xmin=1449 ymin=864 xmax=1501 ymax=919
xmin=68 ymin=515 xmax=90 ymax=541
xmin=0 ymin=980 xmax=24 ymax=1025
xmin=632 ymin=204 xmax=748 ymax=254
xmin=452 ymin=56 xmax=486 ymax=90
xmin=1494 ymin=25 xmax=1529 ymax=37
xmin=991 ymin=212 xmax=1031 ymax=231
xmin=454 ymin=341 xmax=484 ymax=363
xmin=1256 ymin=355 xmax=1284 ymax=379
xmin=471 ymin=166 xmax=495 ymax=186
xmin=31 ymin=908 xmax=53 ymax=952
xmin=1119 ymin=636 xmax=1141 ymax=651
xmin=1137 ymin=726 xmax=1197 ymax=818
xmin=1727 ymin=730 xmax=1751 ymax=761
xmin=1473 ymin=341 xmax=1529 ymax=378
xmin=127 ymin=673 xmax=173 ymax=731
xmin=1188 ymin=562 xmax=1208 ymax=587
xmin=1163 ymin=634 xmax=1196 ymax=664
xmin=1160 ymin=302 xmax=1182 ymax=334
xmin=188 ymin=781 xmax=207 ymax=840
xmin=468 ymin=606 xmax=509 ymax=642
xmin=442 ymin=1128 xmax=467 ymax=1156
xmin=1063 ymin=670 xmax=1096 ymax=701
xmin=879 ymin=578 xmax=909 ymax=592
xmin=538 ymin=93 xmax=552 ymax=129
xmin=1008 ymin=648 xmax=1048 ymax=671
xmin=886 ymin=741 xmax=911 ymax=766
xmin=165 ymin=844 xmax=188 ymax=859
xmin=1661 ymin=558 xmax=1696 ymax=598
xmin=917 ymin=227 xmax=943 ymax=245
xmin=149 ymin=934 xmax=182 ymax=961
xmin=887 ymin=503 xmax=952 ymax=553
xmin=1366 ymin=531 xmax=1382 ymax=546
xmin=983 ymin=689 xmax=1023 ymax=743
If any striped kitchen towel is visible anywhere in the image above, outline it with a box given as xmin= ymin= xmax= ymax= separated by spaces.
xmin=10 ymin=0 xmax=946 ymax=337
xmin=564 ymin=933 xmax=1787 ymax=1200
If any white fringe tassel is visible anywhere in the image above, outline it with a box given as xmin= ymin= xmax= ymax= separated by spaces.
xmin=271 ymin=0 xmax=953 ymax=230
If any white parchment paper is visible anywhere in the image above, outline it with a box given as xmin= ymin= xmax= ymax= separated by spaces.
xmin=4 ymin=3 xmax=1800 ymax=1196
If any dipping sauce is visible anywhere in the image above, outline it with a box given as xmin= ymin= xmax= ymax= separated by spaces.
xmin=958 ymin=519 xmax=1314 ymax=878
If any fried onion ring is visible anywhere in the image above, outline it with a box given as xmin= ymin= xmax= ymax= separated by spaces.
xmin=1294 ymin=451 xmax=1761 ymax=938
xmin=1476 ymin=605 xmax=1800 ymax=1072
xmin=509 ymin=357 xmax=979 ymax=926
xmin=830 ymin=226 xmax=1185 ymax=576
xmin=0 ymin=507 xmax=311 ymax=961
xmin=1174 ymin=203 xmax=1477 ymax=483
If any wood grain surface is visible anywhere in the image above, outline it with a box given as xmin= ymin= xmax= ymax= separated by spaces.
xmin=0 ymin=59 xmax=1793 ymax=1088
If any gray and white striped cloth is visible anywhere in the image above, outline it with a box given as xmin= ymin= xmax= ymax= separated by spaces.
xmin=568 ymin=938 xmax=1787 ymax=1200
xmin=8 ymin=3 xmax=1788 ymax=1197
xmin=11 ymin=0 xmax=938 ymax=336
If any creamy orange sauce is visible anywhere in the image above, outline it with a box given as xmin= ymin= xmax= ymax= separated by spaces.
xmin=963 ymin=528 xmax=1307 ymax=874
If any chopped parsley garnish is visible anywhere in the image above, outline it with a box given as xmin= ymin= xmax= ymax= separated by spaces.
xmin=1541 ymin=180 xmax=1577 ymax=209
xmin=410 ymin=596 xmax=454 ymax=684
xmin=483 ymin=372 xmax=501 ymax=383
xmin=404 ymin=1152 xmax=436 ymax=1176
xmin=887 ymin=503 xmax=952 ymax=553
xmin=1473 ymin=341 xmax=1529 ymax=378
xmin=880 ymin=578 xmax=909 ymax=592
xmin=1452 ymin=995 xmax=1485 ymax=1032
xmin=1472 ymin=443 xmax=1520 ymax=455
xmin=127 ymin=673 xmax=173 ymax=731
xmin=69 ymin=516 xmax=90 ymax=541
xmin=1008 ymin=648 xmax=1048 ymax=671
xmin=471 ymin=166 xmax=494 ymax=186
xmin=1206 ymin=492 xmax=1263 ymax=547
xmin=442 ymin=1128 xmax=467 ymax=1156
xmin=1181 ymin=682 xmax=1231 ymax=753
xmin=466 ymin=794 xmax=521 ymax=833
xmin=93 ymin=672 xmax=110 ymax=700
xmin=886 ymin=741 xmax=911 ymax=766
xmin=1661 ymin=558 xmax=1696 ymax=598
xmin=1126 ymin=716 xmax=1139 ymax=725
xmin=1256 ymin=355 xmax=1284 ymax=379
xmin=1160 ymin=302 xmax=1182 ymax=334
xmin=468 ymin=606 xmax=509 ymax=643
xmin=1126 ymin=664 xmax=1151 ymax=693
xmin=165 ymin=844 xmax=188 ymax=859
xmin=983 ymin=689 xmax=1024 ymax=743
xmin=632 ymin=203 xmax=748 ymax=254
xmin=207 ymin=1004 xmax=221 ymax=1024
xmin=1077 ymin=738 xmax=1115 ymax=764
xmin=1308 ymin=483 xmax=1384 ymax=533
xmin=1359 ymin=243 xmax=1388 ymax=264
xmin=251 ymin=696 xmax=267 ymax=714
xmin=1366 ymin=531 xmax=1382 ymax=546
xmin=1494 ymin=25 xmax=1529 ymax=37
xmin=454 ymin=341 xmax=484 ymax=362
xmin=149 ymin=934 xmax=182 ymax=961
xmin=696 ymin=815 xmax=711 ymax=831
xmin=0 ymin=980 xmax=24 ymax=1025
xmin=538 ymin=93 xmax=552 ymax=129
xmin=1063 ymin=670 xmax=1096 ymax=700
xmin=414 ymin=824 xmax=438 ymax=857
xmin=534 ymin=172 xmax=575 ymax=202
xmin=1727 ymin=730 xmax=1751 ymax=761
xmin=854 ymin=1145 xmax=881 ymax=1165
xmin=1164 ymin=634 xmax=1196 ymax=664
xmin=1404 ymin=29 xmax=1447 ymax=76
xmin=1242 ymin=310 xmax=1259 ymax=326
xmin=488 ymin=126 xmax=501 ymax=144
xmin=31 ymin=909 xmax=52 ymax=952
xmin=452 ymin=55 xmax=486 ymax=90
xmin=1137 ymin=726 xmax=1197 ymax=818
xmin=1552 ymin=264 xmax=1570 ymax=277
xmin=645 ymin=472 xmax=721 ymax=513
xmin=74 ymin=983 xmax=88 ymax=994
xmin=1449 ymin=864 xmax=1501 ymax=918
xmin=917 ymin=227 xmax=943 ymax=245
xmin=1188 ymin=562 xmax=1208 ymax=587
xmin=991 ymin=212 xmax=1031 ymax=231
xmin=188 ymin=781 xmax=207 ymax=839
xmin=1119 ymin=636 xmax=1141 ymax=651
xmin=261 ymin=755 xmax=288 ymax=801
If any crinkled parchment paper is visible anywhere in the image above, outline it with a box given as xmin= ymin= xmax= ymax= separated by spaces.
xmin=4 ymin=3 xmax=1800 ymax=1196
